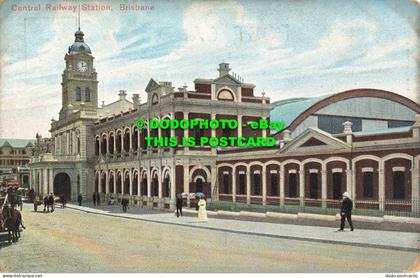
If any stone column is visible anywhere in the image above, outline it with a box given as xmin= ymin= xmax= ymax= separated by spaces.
xmin=411 ymin=161 xmax=419 ymax=214
xmin=66 ymin=132 xmax=69 ymax=155
xmin=299 ymin=168 xmax=305 ymax=207
xmin=211 ymin=114 xmax=216 ymax=155
xmin=105 ymin=172 xmax=109 ymax=194
xmin=262 ymin=117 xmax=267 ymax=138
xmin=113 ymin=173 xmax=117 ymax=195
xmin=183 ymin=160 xmax=190 ymax=206
xmin=129 ymin=129 xmax=133 ymax=151
xmin=279 ymin=167 xmax=285 ymax=206
xmin=170 ymin=113 xmax=175 ymax=138
xmin=121 ymin=131 xmax=125 ymax=154
xmin=43 ymin=168 xmax=48 ymax=195
xmin=262 ymin=167 xmax=267 ymax=206
xmin=106 ymin=133 xmax=109 ymax=154
xmin=158 ymin=169 xmax=162 ymax=199
xmin=147 ymin=170 xmax=151 ymax=198
xmin=237 ymin=115 xmax=242 ymax=137
xmin=211 ymin=164 xmax=217 ymax=201
xmin=232 ymin=168 xmax=236 ymax=203
xmin=98 ymin=172 xmax=102 ymax=193
xmin=137 ymin=171 xmax=141 ymax=197
xmin=346 ymin=167 xmax=353 ymax=199
xmin=321 ymin=168 xmax=327 ymax=208
xmin=74 ymin=132 xmax=77 ymax=155
xmin=184 ymin=112 xmax=189 ymax=152
xmin=246 ymin=166 xmax=251 ymax=204
xmin=113 ymin=131 xmax=117 ymax=153
xmin=49 ymin=168 xmax=53 ymax=194
xmin=129 ymin=170 xmax=133 ymax=196
xmin=170 ymin=166 xmax=176 ymax=210
xmin=121 ymin=172 xmax=125 ymax=195
xmin=378 ymin=161 xmax=385 ymax=211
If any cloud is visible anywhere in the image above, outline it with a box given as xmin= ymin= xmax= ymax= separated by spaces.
xmin=0 ymin=1 xmax=417 ymax=138
xmin=366 ymin=36 xmax=416 ymax=61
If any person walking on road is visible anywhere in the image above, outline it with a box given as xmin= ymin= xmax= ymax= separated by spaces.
xmin=339 ymin=192 xmax=354 ymax=231
xmin=61 ymin=195 xmax=67 ymax=208
xmin=176 ymin=194 xmax=183 ymax=217
xmin=96 ymin=192 xmax=101 ymax=206
xmin=197 ymin=197 xmax=208 ymax=222
xmin=122 ymin=197 xmax=128 ymax=212
xmin=48 ymin=193 xmax=55 ymax=213
xmin=34 ymin=195 xmax=39 ymax=212
xmin=92 ymin=192 xmax=97 ymax=206
xmin=77 ymin=193 xmax=83 ymax=206
xmin=43 ymin=195 xmax=49 ymax=213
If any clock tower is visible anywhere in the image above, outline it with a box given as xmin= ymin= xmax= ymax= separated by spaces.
xmin=59 ymin=29 xmax=98 ymax=120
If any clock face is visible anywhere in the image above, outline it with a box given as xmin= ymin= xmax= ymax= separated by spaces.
xmin=76 ymin=61 xmax=88 ymax=72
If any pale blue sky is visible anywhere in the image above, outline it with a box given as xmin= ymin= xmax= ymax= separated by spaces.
xmin=0 ymin=0 xmax=418 ymax=138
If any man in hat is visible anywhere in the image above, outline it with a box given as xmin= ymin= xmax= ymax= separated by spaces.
xmin=339 ymin=191 xmax=354 ymax=231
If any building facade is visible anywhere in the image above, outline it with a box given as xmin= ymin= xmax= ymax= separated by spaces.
xmin=0 ymin=138 xmax=35 ymax=187
xmin=30 ymin=30 xmax=420 ymax=214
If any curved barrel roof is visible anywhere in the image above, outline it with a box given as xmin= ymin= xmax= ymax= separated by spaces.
xmin=270 ymin=89 xmax=420 ymax=132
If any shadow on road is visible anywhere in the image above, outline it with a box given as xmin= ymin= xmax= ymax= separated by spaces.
xmin=0 ymin=233 xmax=12 ymax=248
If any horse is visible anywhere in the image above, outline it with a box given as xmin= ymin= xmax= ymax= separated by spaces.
xmin=1 ymin=205 xmax=25 ymax=243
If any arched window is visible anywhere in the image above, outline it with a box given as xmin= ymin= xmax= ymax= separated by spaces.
xmin=85 ymin=88 xmax=91 ymax=102
xmin=393 ymin=171 xmax=405 ymax=200
xmin=288 ymin=173 xmax=297 ymax=197
xmin=217 ymin=89 xmax=234 ymax=101
xmin=76 ymin=87 xmax=81 ymax=101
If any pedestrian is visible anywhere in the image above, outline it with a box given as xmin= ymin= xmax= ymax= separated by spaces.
xmin=92 ymin=192 xmax=97 ymax=206
xmin=17 ymin=194 xmax=23 ymax=211
xmin=176 ymin=194 xmax=183 ymax=217
xmin=43 ymin=195 xmax=48 ymax=212
xmin=96 ymin=192 xmax=101 ymax=206
xmin=48 ymin=193 xmax=55 ymax=213
xmin=197 ymin=196 xmax=208 ymax=222
xmin=122 ymin=197 xmax=128 ymax=212
xmin=61 ymin=195 xmax=66 ymax=208
xmin=34 ymin=195 xmax=39 ymax=212
xmin=339 ymin=191 xmax=354 ymax=231
xmin=77 ymin=193 xmax=83 ymax=206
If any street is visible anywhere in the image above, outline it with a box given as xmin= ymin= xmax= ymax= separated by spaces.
xmin=0 ymin=204 xmax=417 ymax=272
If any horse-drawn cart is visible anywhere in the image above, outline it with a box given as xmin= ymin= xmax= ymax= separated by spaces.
xmin=0 ymin=194 xmax=7 ymax=232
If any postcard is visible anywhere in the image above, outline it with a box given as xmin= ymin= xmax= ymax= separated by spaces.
xmin=0 ymin=0 xmax=419 ymax=276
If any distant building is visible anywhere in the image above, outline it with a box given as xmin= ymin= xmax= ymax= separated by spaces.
xmin=0 ymin=138 xmax=35 ymax=187
xmin=0 ymin=138 xmax=35 ymax=172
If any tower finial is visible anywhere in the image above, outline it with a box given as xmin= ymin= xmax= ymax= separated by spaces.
xmin=78 ymin=4 xmax=81 ymax=31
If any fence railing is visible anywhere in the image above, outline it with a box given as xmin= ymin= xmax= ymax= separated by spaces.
xmin=207 ymin=198 xmax=420 ymax=218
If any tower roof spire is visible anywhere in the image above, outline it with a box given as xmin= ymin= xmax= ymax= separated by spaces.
xmin=78 ymin=4 xmax=81 ymax=31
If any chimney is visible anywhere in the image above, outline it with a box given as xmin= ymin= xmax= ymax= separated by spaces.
xmin=101 ymin=100 xmax=105 ymax=107
xmin=118 ymin=90 xmax=127 ymax=100
xmin=411 ymin=114 xmax=420 ymax=140
xmin=218 ymin=63 xmax=231 ymax=77
xmin=283 ymin=129 xmax=291 ymax=142
xmin=343 ymin=121 xmax=353 ymax=144
xmin=132 ymin=94 xmax=140 ymax=106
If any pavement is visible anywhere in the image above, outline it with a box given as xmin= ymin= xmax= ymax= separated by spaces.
xmin=2 ymin=203 xmax=418 ymax=272
xmin=65 ymin=203 xmax=420 ymax=253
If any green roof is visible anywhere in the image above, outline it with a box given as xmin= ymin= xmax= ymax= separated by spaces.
xmin=0 ymin=138 xmax=36 ymax=148
xmin=270 ymin=94 xmax=333 ymax=128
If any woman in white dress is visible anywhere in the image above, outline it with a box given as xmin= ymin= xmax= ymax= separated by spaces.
xmin=197 ymin=197 xmax=208 ymax=222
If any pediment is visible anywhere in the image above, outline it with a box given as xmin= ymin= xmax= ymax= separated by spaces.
xmin=280 ymin=128 xmax=350 ymax=154
xmin=145 ymin=78 xmax=159 ymax=93
xmin=213 ymin=74 xmax=241 ymax=85
xmin=299 ymin=137 xmax=327 ymax=147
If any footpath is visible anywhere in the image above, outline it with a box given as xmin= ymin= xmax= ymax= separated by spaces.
xmin=65 ymin=203 xmax=420 ymax=253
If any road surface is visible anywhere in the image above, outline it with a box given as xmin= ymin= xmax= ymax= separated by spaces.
xmin=0 ymin=204 xmax=417 ymax=272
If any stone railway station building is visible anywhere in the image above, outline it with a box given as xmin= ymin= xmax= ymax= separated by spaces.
xmin=30 ymin=29 xmax=420 ymax=213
